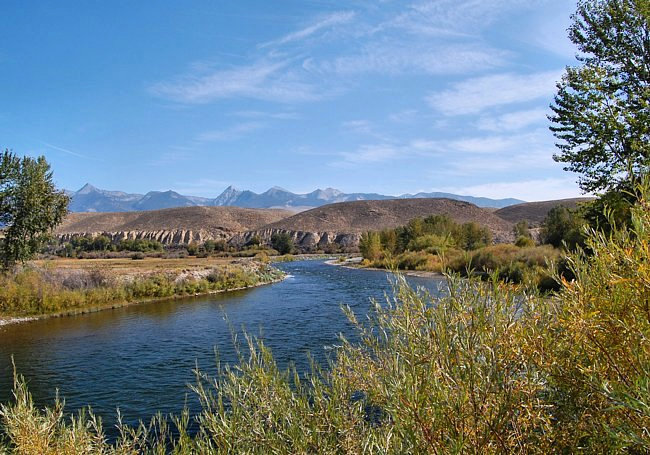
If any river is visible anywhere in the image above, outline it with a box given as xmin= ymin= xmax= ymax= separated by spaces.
xmin=0 ymin=260 xmax=444 ymax=435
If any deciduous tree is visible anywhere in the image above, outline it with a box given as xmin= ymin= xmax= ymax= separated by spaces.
xmin=0 ymin=150 xmax=69 ymax=267
xmin=550 ymin=0 xmax=650 ymax=194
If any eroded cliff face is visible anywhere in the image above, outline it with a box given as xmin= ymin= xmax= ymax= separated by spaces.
xmin=58 ymin=229 xmax=230 ymax=245
xmin=230 ymin=229 xmax=362 ymax=251
xmin=56 ymin=228 xmax=362 ymax=251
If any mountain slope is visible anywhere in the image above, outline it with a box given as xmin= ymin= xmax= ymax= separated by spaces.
xmin=68 ymin=184 xmax=143 ymax=212
xmin=495 ymin=198 xmax=594 ymax=225
xmin=261 ymin=198 xmax=514 ymax=242
xmin=57 ymin=206 xmax=293 ymax=235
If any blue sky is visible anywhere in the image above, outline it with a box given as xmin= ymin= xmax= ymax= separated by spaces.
xmin=2 ymin=0 xmax=582 ymax=201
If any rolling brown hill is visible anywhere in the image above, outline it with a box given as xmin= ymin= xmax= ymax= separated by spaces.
xmin=261 ymin=198 xmax=515 ymax=242
xmin=57 ymin=206 xmax=293 ymax=235
xmin=495 ymin=198 xmax=593 ymax=226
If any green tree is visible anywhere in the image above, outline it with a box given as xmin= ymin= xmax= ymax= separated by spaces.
xmin=359 ymin=231 xmax=382 ymax=261
xmin=540 ymin=206 xmax=586 ymax=250
xmin=550 ymin=0 xmax=650 ymax=194
xmin=91 ymin=235 xmax=112 ymax=251
xmin=0 ymin=150 xmax=69 ymax=267
xmin=457 ymin=222 xmax=492 ymax=250
xmin=513 ymin=220 xmax=532 ymax=239
xmin=271 ymin=232 xmax=294 ymax=255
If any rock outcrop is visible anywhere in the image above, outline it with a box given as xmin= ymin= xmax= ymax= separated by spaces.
xmin=58 ymin=229 xmax=230 ymax=246
xmin=230 ymin=229 xmax=362 ymax=251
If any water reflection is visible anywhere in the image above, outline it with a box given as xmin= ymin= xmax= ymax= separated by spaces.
xmin=0 ymin=260 xmax=443 ymax=435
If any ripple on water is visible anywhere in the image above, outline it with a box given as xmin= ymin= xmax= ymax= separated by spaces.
xmin=0 ymin=260 xmax=443 ymax=437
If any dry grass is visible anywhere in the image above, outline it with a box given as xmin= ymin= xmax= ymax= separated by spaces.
xmin=0 ymin=258 xmax=283 ymax=318
xmin=2 ymin=193 xmax=649 ymax=453
xmin=31 ymin=256 xmax=237 ymax=275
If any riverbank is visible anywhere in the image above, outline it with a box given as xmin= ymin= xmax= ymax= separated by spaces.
xmin=0 ymin=257 xmax=285 ymax=326
xmin=325 ymin=256 xmax=444 ymax=278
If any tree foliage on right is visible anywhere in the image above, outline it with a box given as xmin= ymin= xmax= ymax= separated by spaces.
xmin=550 ymin=0 xmax=650 ymax=194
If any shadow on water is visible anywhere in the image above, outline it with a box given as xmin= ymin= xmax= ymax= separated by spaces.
xmin=0 ymin=260 xmax=444 ymax=438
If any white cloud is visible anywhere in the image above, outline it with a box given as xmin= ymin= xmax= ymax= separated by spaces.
xmin=526 ymin=1 xmax=576 ymax=58
xmin=231 ymin=110 xmax=301 ymax=120
xmin=477 ymin=108 xmax=549 ymax=132
xmin=427 ymin=70 xmax=562 ymax=115
xmin=312 ymin=42 xmax=507 ymax=76
xmin=449 ymin=136 xmax=523 ymax=154
xmin=389 ymin=109 xmax=419 ymax=123
xmin=196 ymin=122 xmax=265 ymax=142
xmin=41 ymin=141 xmax=92 ymax=160
xmin=260 ymin=11 xmax=356 ymax=48
xmin=334 ymin=137 xmax=442 ymax=166
xmin=342 ymin=120 xmax=375 ymax=134
xmin=438 ymin=177 xmax=583 ymax=201
xmin=150 ymin=60 xmax=320 ymax=104
xmin=421 ymin=0 xmax=531 ymax=23
xmin=338 ymin=143 xmax=402 ymax=165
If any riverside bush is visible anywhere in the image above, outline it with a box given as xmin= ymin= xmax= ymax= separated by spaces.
xmin=0 ymin=264 xmax=281 ymax=317
xmin=1 ymin=193 xmax=649 ymax=452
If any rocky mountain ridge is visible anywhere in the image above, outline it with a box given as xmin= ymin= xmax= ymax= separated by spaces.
xmin=67 ymin=183 xmax=525 ymax=212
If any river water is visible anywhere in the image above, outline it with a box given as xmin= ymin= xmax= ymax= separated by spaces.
xmin=0 ymin=260 xmax=444 ymax=434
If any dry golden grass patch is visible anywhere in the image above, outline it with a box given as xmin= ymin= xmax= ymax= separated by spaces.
xmin=31 ymin=256 xmax=239 ymax=276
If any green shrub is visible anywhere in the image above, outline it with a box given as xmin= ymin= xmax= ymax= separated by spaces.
xmin=515 ymin=235 xmax=535 ymax=248
xmin=540 ymin=205 xmax=586 ymax=250
xmin=3 ymin=191 xmax=650 ymax=453
xmin=271 ymin=233 xmax=294 ymax=255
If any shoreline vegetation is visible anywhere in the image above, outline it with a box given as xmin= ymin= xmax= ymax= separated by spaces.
xmin=1 ymin=190 xmax=649 ymax=452
xmin=0 ymin=258 xmax=285 ymax=326
xmin=353 ymin=214 xmax=570 ymax=292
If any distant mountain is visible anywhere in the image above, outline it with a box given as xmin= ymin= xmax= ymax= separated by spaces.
xmin=133 ymin=190 xmax=211 ymax=211
xmin=400 ymin=192 xmax=523 ymax=208
xmin=67 ymin=183 xmax=525 ymax=212
xmin=68 ymin=184 xmax=143 ymax=212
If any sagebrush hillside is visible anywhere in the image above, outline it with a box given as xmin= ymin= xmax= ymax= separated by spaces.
xmin=261 ymin=198 xmax=515 ymax=241
xmin=495 ymin=197 xmax=593 ymax=226
xmin=56 ymin=206 xmax=294 ymax=235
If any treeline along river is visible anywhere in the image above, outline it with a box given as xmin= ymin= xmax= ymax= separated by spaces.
xmin=0 ymin=260 xmax=443 ymax=437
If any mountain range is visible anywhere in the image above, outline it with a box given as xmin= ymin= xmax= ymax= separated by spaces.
xmin=67 ymin=184 xmax=525 ymax=212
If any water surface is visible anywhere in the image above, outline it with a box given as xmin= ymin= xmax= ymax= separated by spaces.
xmin=0 ymin=260 xmax=443 ymax=434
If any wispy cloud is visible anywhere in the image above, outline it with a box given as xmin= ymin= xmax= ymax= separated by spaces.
xmin=437 ymin=177 xmax=583 ymax=201
xmin=260 ymin=11 xmax=355 ymax=48
xmin=388 ymin=109 xmax=419 ymax=123
xmin=427 ymin=70 xmax=562 ymax=115
xmin=41 ymin=141 xmax=94 ymax=160
xmin=231 ymin=110 xmax=301 ymax=120
xmin=477 ymin=108 xmax=549 ymax=132
xmin=334 ymin=138 xmax=441 ymax=166
xmin=404 ymin=0 xmax=534 ymax=31
xmin=309 ymin=42 xmax=507 ymax=76
xmin=150 ymin=60 xmax=321 ymax=104
xmin=342 ymin=120 xmax=375 ymax=134
xmin=338 ymin=143 xmax=404 ymax=165
xmin=148 ymin=146 xmax=195 ymax=167
xmin=196 ymin=121 xmax=266 ymax=142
